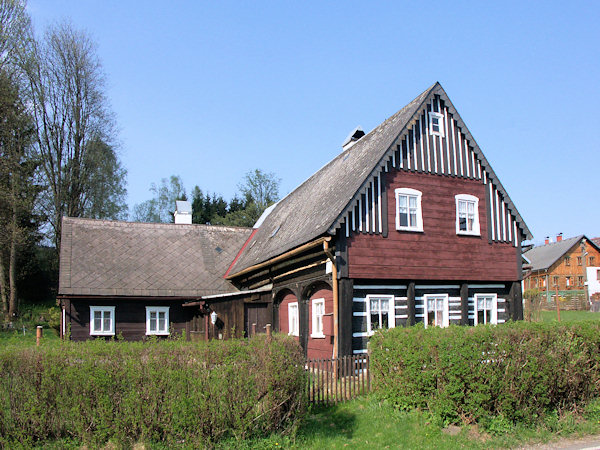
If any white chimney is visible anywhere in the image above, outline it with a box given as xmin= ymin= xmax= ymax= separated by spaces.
xmin=174 ymin=200 xmax=192 ymax=224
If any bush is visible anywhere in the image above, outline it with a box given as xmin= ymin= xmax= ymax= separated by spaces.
xmin=370 ymin=322 xmax=600 ymax=427
xmin=0 ymin=334 xmax=306 ymax=447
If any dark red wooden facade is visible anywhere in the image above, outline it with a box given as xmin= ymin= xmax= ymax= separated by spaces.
xmin=347 ymin=171 xmax=519 ymax=281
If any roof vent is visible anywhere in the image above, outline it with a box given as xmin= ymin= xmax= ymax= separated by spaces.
xmin=174 ymin=200 xmax=192 ymax=224
xmin=341 ymin=126 xmax=365 ymax=151
xmin=556 ymin=232 xmax=563 ymax=242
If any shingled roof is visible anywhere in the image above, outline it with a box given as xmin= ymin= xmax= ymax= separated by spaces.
xmin=59 ymin=217 xmax=252 ymax=297
xmin=228 ymin=82 xmax=531 ymax=276
xmin=523 ymin=235 xmax=592 ymax=271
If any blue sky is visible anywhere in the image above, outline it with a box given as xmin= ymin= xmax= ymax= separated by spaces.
xmin=27 ymin=1 xmax=600 ymax=244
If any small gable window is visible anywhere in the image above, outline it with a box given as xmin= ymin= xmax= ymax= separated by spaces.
xmin=146 ymin=306 xmax=170 ymax=335
xmin=90 ymin=306 xmax=115 ymax=336
xmin=395 ymin=188 xmax=423 ymax=232
xmin=288 ymin=302 xmax=299 ymax=337
xmin=474 ymin=294 xmax=498 ymax=325
xmin=429 ymin=111 xmax=444 ymax=137
xmin=455 ymin=194 xmax=480 ymax=236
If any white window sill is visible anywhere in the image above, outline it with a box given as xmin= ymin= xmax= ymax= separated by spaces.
xmin=396 ymin=226 xmax=423 ymax=233
xmin=288 ymin=332 xmax=299 ymax=337
xmin=310 ymin=333 xmax=326 ymax=339
xmin=90 ymin=332 xmax=115 ymax=336
xmin=457 ymin=230 xmax=480 ymax=236
xmin=146 ymin=332 xmax=170 ymax=336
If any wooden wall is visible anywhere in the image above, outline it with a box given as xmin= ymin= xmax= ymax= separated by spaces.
xmin=347 ymin=171 xmax=518 ymax=281
xmin=64 ymin=298 xmax=190 ymax=341
xmin=278 ymin=291 xmax=299 ymax=342
xmin=306 ymin=287 xmax=334 ymax=359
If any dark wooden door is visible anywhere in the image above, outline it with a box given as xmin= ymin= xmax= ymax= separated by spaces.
xmin=244 ymin=303 xmax=269 ymax=337
xmin=189 ymin=313 xmax=207 ymax=341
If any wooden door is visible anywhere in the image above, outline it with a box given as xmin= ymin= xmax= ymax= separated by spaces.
xmin=244 ymin=303 xmax=269 ymax=337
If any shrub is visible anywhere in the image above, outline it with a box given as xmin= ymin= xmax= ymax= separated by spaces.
xmin=0 ymin=334 xmax=306 ymax=447
xmin=370 ymin=321 xmax=600 ymax=427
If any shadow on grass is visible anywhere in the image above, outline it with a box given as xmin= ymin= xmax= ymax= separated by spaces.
xmin=297 ymin=403 xmax=357 ymax=441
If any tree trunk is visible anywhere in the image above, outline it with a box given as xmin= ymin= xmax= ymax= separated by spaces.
xmin=0 ymin=252 xmax=8 ymax=320
xmin=8 ymin=174 xmax=18 ymax=318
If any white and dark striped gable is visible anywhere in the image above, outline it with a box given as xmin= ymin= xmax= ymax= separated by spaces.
xmin=331 ymin=84 xmax=530 ymax=248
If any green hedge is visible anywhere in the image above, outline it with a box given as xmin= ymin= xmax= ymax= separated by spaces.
xmin=0 ymin=335 xmax=306 ymax=447
xmin=370 ymin=322 xmax=600 ymax=426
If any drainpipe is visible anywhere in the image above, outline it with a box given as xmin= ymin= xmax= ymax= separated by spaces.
xmin=323 ymin=240 xmax=338 ymax=359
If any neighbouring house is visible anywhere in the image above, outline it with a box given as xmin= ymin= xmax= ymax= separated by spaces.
xmin=522 ymin=234 xmax=600 ymax=304
xmin=59 ymin=82 xmax=532 ymax=357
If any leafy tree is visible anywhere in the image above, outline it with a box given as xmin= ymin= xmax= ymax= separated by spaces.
xmin=216 ymin=169 xmax=281 ymax=227
xmin=23 ymin=21 xmax=127 ymax=253
xmin=238 ymin=169 xmax=280 ymax=211
xmin=132 ymin=175 xmax=186 ymax=223
xmin=0 ymin=69 xmax=41 ymax=319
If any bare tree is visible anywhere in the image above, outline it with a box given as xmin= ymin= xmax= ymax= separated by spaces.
xmin=0 ymin=0 xmax=31 ymax=75
xmin=24 ymin=21 xmax=126 ymax=253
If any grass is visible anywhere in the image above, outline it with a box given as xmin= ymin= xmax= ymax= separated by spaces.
xmin=0 ymin=301 xmax=61 ymax=348
xmin=217 ymin=395 xmax=600 ymax=449
xmin=540 ymin=309 xmax=600 ymax=323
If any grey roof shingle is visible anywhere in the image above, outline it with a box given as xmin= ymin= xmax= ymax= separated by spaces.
xmin=228 ymin=82 xmax=532 ymax=276
xmin=523 ymin=235 xmax=584 ymax=271
xmin=59 ymin=217 xmax=252 ymax=297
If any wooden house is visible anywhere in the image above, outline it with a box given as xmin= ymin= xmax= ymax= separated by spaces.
xmin=57 ymin=217 xmax=259 ymax=340
xmin=59 ymin=83 xmax=532 ymax=353
xmin=225 ymin=82 xmax=532 ymax=358
xmin=523 ymin=234 xmax=600 ymax=303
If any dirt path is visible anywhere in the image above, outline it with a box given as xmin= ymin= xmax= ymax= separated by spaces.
xmin=519 ymin=434 xmax=600 ymax=449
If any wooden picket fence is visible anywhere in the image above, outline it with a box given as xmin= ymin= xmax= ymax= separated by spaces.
xmin=306 ymin=354 xmax=370 ymax=405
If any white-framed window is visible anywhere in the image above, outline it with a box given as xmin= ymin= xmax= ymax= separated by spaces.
xmin=423 ymin=294 xmax=449 ymax=328
xmin=311 ymin=298 xmax=325 ymax=338
xmin=145 ymin=306 xmax=170 ymax=335
xmin=366 ymin=295 xmax=395 ymax=335
xmin=288 ymin=302 xmax=299 ymax=336
xmin=429 ymin=111 xmax=445 ymax=137
xmin=455 ymin=194 xmax=480 ymax=236
xmin=90 ymin=306 xmax=115 ymax=336
xmin=395 ymin=188 xmax=423 ymax=232
xmin=474 ymin=294 xmax=498 ymax=325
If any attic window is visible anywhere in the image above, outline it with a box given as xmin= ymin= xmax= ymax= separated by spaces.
xmin=429 ymin=112 xmax=444 ymax=137
xmin=215 ymin=246 xmax=223 ymax=254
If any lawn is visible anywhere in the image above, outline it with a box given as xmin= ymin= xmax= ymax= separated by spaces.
xmin=540 ymin=309 xmax=600 ymax=323
xmin=0 ymin=301 xmax=61 ymax=348
xmin=227 ymin=395 xmax=600 ymax=450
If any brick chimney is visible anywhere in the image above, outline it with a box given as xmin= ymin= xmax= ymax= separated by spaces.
xmin=545 ymin=236 xmax=550 ymax=245
xmin=557 ymin=233 xmax=563 ymax=242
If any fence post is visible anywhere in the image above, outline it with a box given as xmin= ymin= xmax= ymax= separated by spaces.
xmin=252 ymin=322 xmax=256 ymax=337
xmin=36 ymin=326 xmax=43 ymax=346
xmin=265 ymin=323 xmax=272 ymax=338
